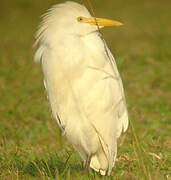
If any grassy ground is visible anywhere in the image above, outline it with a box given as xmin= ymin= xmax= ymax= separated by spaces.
xmin=0 ymin=0 xmax=170 ymax=179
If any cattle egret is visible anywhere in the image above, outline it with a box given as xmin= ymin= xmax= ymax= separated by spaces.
xmin=34 ymin=1 xmax=128 ymax=176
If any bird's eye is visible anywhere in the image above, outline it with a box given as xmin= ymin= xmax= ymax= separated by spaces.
xmin=77 ymin=17 xmax=83 ymax=22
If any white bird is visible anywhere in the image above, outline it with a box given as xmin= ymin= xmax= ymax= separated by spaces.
xmin=34 ymin=1 xmax=128 ymax=176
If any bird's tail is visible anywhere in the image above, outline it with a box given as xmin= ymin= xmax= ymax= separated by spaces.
xmin=90 ymin=135 xmax=117 ymax=176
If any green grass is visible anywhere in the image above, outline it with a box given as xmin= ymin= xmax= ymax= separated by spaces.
xmin=0 ymin=0 xmax=171 ymax=179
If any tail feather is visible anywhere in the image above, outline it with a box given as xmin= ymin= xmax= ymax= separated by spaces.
xmin=90 ymin=135 xmax=117 ymax=176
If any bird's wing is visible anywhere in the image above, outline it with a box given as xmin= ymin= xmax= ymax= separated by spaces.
xmin=78 ymin=38 xmax=128 ymax=175
xmin=82 ymin=36 xmax=128 ymax=139
xmin=105 ymin=44 xmax=129 ymax=138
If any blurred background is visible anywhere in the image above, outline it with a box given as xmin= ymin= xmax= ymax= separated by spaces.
xmin=0 ymin=0 xmax=170 ymax=179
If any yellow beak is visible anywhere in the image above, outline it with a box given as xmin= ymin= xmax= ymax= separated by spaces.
xmin=77 ymin=16 xmax=123 ymax=27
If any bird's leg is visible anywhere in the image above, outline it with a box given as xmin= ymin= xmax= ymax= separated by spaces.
xmin=84 ymin=155 xmax=91 ymax=175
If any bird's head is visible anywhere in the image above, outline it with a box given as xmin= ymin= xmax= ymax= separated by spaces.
xmin=62 ymin=1 xmax=123 ymax=36
xmin=36 ymin=1 xmax=123 ymax=41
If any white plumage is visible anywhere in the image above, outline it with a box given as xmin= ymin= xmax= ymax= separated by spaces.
xmin=34 ymin=1 xmax=128 ymax=176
